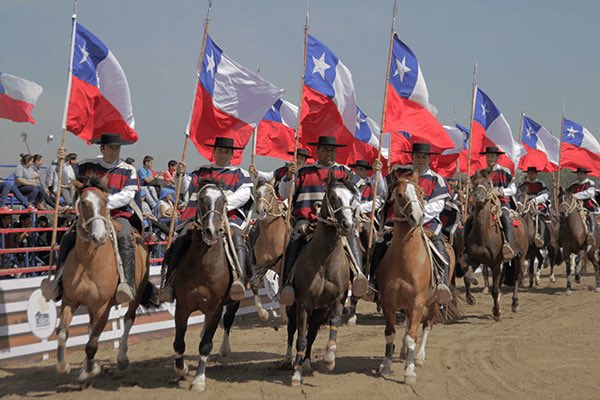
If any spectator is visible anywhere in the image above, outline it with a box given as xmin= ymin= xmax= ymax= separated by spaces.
xmin=0 ymin=214 xmax=15 ymax=269
xmin=32 ymin=154 xmax=57 ymax=209
xmin=138 ymin=155 xmax=160 ymax=208
xmin=35 ymin=215 xmax=51 ymax=265
xmin=0 ymin=177 xmax=35 ymax=212
xmin=160 ymin=160 xmax=178 ymax=189
xmin=158 ymin=189 xmax=179 ymax=227
xmin=14 ymin=154 xmax=41 ymax=209
xmin=45 ymin=153 xmax=77 ymax=207
xmin=125 ymin=157 xmax=135 ymax=166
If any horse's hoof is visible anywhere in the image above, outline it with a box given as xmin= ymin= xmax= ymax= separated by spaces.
xmin=566 ymin=289 xmax=573 ymax=296
xmin=257 ymin=308 xmax=269 ymax=321
xmin=482 ymin=287 xmax=489 ymax=295
xmin=219 ymin=340 xmax=231 ymax=358
xmin=191 ymin=376 xmax=206 ymax=392
xmin=347 ymin=315 xmax=357 ymax=326
xmin=549 ymin=274 xmax=556 ymax=283
xmin=302 ymin=358 xmax=313 ymax=375
xmin=291 ymin=371 xmax=302 ymax=387
xmin=404 ymin=373 xmax=417 ymax=386
xmin=175 ymin=363 xmax=189 ymax=378
xmin=575 ymin=275 xmax=582 ymax=284
xmin=376 ymin=358 xmax=393 ymax=376
xmin=117 ymin=356 xmax=129 ymax=371
xmin=56 ymin=362 xmax=71 ymax=375
xmin=77 ymin=363 xmax=101 ymax=383
xmin=511 ymin=304 xmax=520 ymax=313
xmin=595 ymin=286 xmax=600 ymax=293
xmin=414 ymin=357 xmax=425 ymax=367
xmin=466 ymin=295 xmax=476 ymax=306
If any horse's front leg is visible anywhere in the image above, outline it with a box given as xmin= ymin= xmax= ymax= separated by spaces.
xmin=323 ymin=297 xmax=344 ymax=372
xmin=565 ymin=254 xmax=573 ymax=294
xmin=491 ymin=266 xmax=502 ymax=321
xmin=415 ymin=304 xmax=436 ymax=366
xmin=56 ymin=301 xmax=76 ymax=374
xmin=528 ymin=254 xmax=535 ymax=288
xmin=192 ymin=304 xmax=224 ymax=392
xmin=173 ymin=305 xmax=192 ymax=379
xmin=117 ymin=299 xmax=140 ymax=370
xmin=281 ymin=304 xmax=297 ymax=367
xmin=403 ymin=304 xmax=425 ymax=386
xmin=78 ymin=303 xmax=111 ymax=384
xmin=251 ymin=283 xmax=269 ymax=321
xmin=377 ymin=307 xmax=396 ymax=376
xmin=291 ymin=305 xmax=308 ymax=386
xmin=575 ymin=250 xmax=584 ymax=284
xmin=219 ymin=300 xmax=240 ymax=357
xmin=482 ymin=265 xmax=490 ymax=294
xmin=464 ymin=275 xmax=476 ymax=305
xmin=512 ymin=258 xmax=525 ymax=313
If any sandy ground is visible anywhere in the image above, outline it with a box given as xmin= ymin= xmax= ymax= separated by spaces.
xmin=1 ymin=269 xmax=600 ymax=400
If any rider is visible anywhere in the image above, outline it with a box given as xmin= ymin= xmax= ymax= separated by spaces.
xmin=567 ymin=166 xmax=598 ymax=245
xmin=349 ymin=159 xmax=384 ymax=250
xmin=277 ymin=136 xmax=379 ymax=306
xmin=480 ymin=146 xmax=518 ymax=261
xmin=249 ymin=148 xmax=311 ymax=199
xmin=518 ymin=166 xmax=549 ymax=248
xmin=160 ymin=137 xmax=252 ymax=302
xmin=41 ymin=133 xmax=141 ymax=303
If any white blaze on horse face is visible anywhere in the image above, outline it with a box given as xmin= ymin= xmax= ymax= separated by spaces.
xmin=332 ymin=185 xmax=355 ymax=229
xmin=256 ymin=185 xmax=271 ymax=217
xmin=405 ymin=182 xmax=424 ymax=226
xmin=203 ymin=186 xmax=223 ymax=239
xmin=86 ymin=191 xmax=107 ymax=243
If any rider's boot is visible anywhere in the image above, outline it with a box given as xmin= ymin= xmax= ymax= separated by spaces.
xmin=278 ymin=237 xmax=305 ymax=306
xmin=115 ymin=234 xmax=136 ymax=304
xmin=501 ymin=209 xmax=516 ymax=261
xmin=431 ymin=235 xmax=452 ymax=305
xmin=230 ymin=228 xmax=247 ymax=302
xmin=40 ymin=227 xmax=76 ymax=302
xmin=346 ymin=234 xmax=368 ymax=298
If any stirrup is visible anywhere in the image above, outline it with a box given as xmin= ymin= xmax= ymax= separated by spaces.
xmin=229 ymin=280 xmax=246 ymax=302
xmin=115 ymin=283 xmax=135 ymax=304
xmin=40 ymin=278 xmax=60 ymax=302
xmin=159 ymin=284 xmax=175 ymax=303
xmin=534 ymin=235 xmax=544 ymax=248
xmin=364 ymin=283 xmax=379 ymax=303
xmin=435 ymin=283 xmax=452 ymax=305
xmin=502 ymin=242 xmax=516 ymax=261
xmin=352 ymin=274 xmax=368 ymax=298
xmin=279 ymin=285 xmax=295 ymax=306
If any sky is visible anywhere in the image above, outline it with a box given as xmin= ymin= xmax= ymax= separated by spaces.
xmin=1 ymin=0 xmax=599 ymax=176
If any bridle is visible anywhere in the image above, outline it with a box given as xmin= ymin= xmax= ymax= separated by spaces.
xmin=315 ymin=183 xmax=357 ymax=230
xmin=256 ymin=182 xmax=285 ymax=219
xmin=77 ymin=187 xmax=111 ymax=242
xmin=559 ymin=193 xmax=582 ymax=217
xmin=195 ymin=184 xmax=227 ymax=230
xmin=392 ymin=179 xmax=424 ymax=224
xmin=471 ymin=182 xmax=502 ymax=219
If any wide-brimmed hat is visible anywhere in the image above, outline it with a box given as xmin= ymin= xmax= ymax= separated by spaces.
xmin=205 ymin=137 xmax=244 ymax=150
xmin=479 ymin=146 xmax=505 ymax=155
xmin=574 ymin=167 xmax=591 ymax=173
xmin=349 ymin=159 xmax=373 ymax=170
xmin=525 ymin=166 xmax=539 ymax=173
xmin=402 ymin=142 xmax=440 ymax=155
xmin=287 ymin=148 xmax=311 ymax=158
xmin=307 ymin=136 xmax=347 ymax=147
xmin=94 ymin=133 xmax=128 ymax=146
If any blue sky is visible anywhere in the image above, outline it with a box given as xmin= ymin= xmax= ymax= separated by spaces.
xmin=1 ymin=0 xmax=599 ymax=174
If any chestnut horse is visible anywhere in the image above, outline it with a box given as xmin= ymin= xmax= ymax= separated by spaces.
xmin=55 ymin=178 xmax=154 ymax=384
xmin=171 ymin=179 xmax=236 ymax=392
xmin=375 ymin=172 xmax=456 ymax=386
xmin=557 ymin=190 xmax=600 ymax=293
xmin=464 ymin=170 xmax=529 ymax=320
xmin=288 ymin=178 xmax=357 ymax=386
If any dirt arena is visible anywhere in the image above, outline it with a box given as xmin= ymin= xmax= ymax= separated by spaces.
xmin=1 ymin=271 xmax=599 ymax=400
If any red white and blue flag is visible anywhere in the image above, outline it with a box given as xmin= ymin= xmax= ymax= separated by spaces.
xmin=189 ymin=35 xmax=284 ymax=165
xmin=434 ymin=125 xmax=469 ymax=178
xmin=383 ymin=34 xmax=453 ymax=152
xmin=0 ymin=73 xmax=43 ymax=124
xmin=471 ymin=87 xmax=525 ymax=172
xmin=518 ymin=115 xmax=559 ymax=172
xmin=300 ymin=35 xmax=383 ymax=164
xmin=67 ymin=23 xmax=138 ymax=144
xmin=561 ymin=118 xmax=600 ymax=177
xmin=257 ymin=98 xmax=298 ymax=161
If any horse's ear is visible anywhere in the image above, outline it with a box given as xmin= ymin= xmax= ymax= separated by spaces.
xmin=326 ymin=167 xmax=336 ymax=185
xmin=268 ymin=177 xmax=276 ymax=186
xmin=410 ymin=169 xmax=419 ymax=182
xmin=100 ymin=175 xmax=109 ymax=189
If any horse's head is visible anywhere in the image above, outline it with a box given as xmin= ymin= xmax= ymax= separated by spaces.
xmin=321 ymin=177 xmax=359 ymax=236
xmin=471 ymin=169 xmax=494 ymax=205
xmin=558 ymin=188 xmax=578 ymax=218
xmin=392 ymin=170 xmax=424 ymax=228
xmin=195 ymin=179 xmax=227 ymax=245
xmin=255 ymin=179 xmax=278 ymax=220
xmin=77 ymin=176 xmax=110 ymax=246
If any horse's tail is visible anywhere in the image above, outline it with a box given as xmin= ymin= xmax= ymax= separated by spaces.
xmin=140 ymin=281 xmax=161 ymax=309
xmin=434 ymin=286 xmax=464 ymax=323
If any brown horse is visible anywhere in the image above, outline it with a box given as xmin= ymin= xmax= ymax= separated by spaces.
xmin=288 ymin=178 xmax=357 ymax=386
xmin=55 ymin=178 xmax=153 ymax=384
xmin=171 ymin=179 xmax=236 ymax=392
xmin=557 ymin=190 xmax=600 ymax=293
xmin=375 ymin=172 xmax=456 ymax=386
xmin=248 ymin=180 xmax=289 ymax=321
xmin=464 ymin=170 xmax=528 ymax=320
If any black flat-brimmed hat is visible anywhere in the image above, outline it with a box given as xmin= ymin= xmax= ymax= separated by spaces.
xmin=349 ymin=159 xmax=373 ymax=170
xmin=94 ymin=133 xmax=127 ymax=146
xmin=307 ymin=136 xmax=346 ymax=147
xmin=480 ymin=146 xmax=505 ymax=155
xmin=401 ymin=142 xmax=440 ymax=155
xmin=574 ymin=167 xmax=592 ymax=173
xmin=287 ymin=148 xmax=311 ymax=158
xmin=525 ymin=166 xmax=539 ymax=173
xmin=205 ymin=137 xmax=244 ymax=150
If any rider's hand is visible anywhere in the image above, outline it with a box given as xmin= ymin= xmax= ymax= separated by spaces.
xmin=56 ymin=147 xmax=66 ymax=161
xmin=373 ymin=159 xmax=382 ymax=172
xmin=493 ymin=188 xmax=503 ymax=197
xmin=176 ymin=162 xmax=186 ymax=175
xmin=249 ymin=164 xmax=257 ymax=176
xmin=287 ymin=162 xmax=297 ymax=179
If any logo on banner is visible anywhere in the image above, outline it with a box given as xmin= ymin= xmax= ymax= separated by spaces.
xmin=27 ymin=289 xmax=57 ymax=339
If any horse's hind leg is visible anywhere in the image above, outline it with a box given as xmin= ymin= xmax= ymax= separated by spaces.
xmin=117 ymin=299 xmax=140 ymax=370
xmin=220 ymin=300 xmax=240 ymax=357
xmin=491 ymin=267 xmax=502 ymax=321
xmin=464 ymin=276 xmax=476 ymax=305
xmin=281 ymin=304 xmax=296 ymax=367
xmin=56 ymin=302 xmax=76 ymax=374
xmin=323 ymin=299 xmax=344 ymax=372
xmin=191 ymin=305 xmax=224 ymax=392
xmin=376 ymin=307 xmax=396 ymax=376
xmin=415 ymin=305 xmax=436 ymax=367
xmin=403 ymin=305 xmax=425 ymax=386
xmin=291 ymin=306 xmax=308 ymax=386
xmin=575 ymin=250 xmax=584 ymax=284
xmin=251 ymin=278 xmax=269 ymax=321
xmin=173 ymin=305 xmax=192 ymax=378
xmin=512 ymin=258 xmax=525 ymax=313
xmin=565 ymin=255 xmax=573 ymax=294
xmin=482 ymin=265 xmax=490 ymax=294
xmin=78 ymin=304 xmax=111 ymax=384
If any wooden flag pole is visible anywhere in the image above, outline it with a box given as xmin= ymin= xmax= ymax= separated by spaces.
xmin=462 ymin=62 xmax=478 ymax=224
xmin=46 ymin=0 xmax=78 ymax=281
xmin=285 ymin=0 xmax=311 ymax=228
xmin=554 ymin=102 xmax=565 ymax=224
xmin=365 ymin=0 xmax=397 ymax=279
xmin=250 ymin=61 xmax=261 ymax=169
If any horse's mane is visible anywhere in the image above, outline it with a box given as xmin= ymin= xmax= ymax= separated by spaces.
xmin=471 ymin=169 xmax=492 ymax=185
xmin=196 ymin=178 xmax=224 ymax=192
xmin=327 ymin=177 xmax=358 ymax=196
xmin=81 ymin=175 xmax=109 ymax=193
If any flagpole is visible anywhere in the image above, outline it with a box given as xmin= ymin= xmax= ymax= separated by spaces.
xmin=46 ymin=0 xmax=78 ymax=282
xmin=365 ymin=0 xmax=397 ymax=279
xmin=554 ymin=101 xmax=565 ymax=224
xmin=462 ymin=61 xmax=478 ymax=224
xmin=285 ymin=0 xmax=310 ymax=228
xmin=250 ymin=61 xmax=261 ymax=169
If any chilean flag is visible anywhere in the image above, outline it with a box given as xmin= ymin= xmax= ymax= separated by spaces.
xmin=518 ymin=115 xmax=559 ymax=173
xmin=189 ymin=35 xmax=284 ymax=165
xmin=383 ymin=34 xmax=453 ymax=152
xmin=257 ymin=98 xmax=298 ymax=161
xmin=471 ymin=87 xmax=525 ymax=172
xmin=300 ymin=35 xmax=381 ymax=164
xmin=561 ymin=118 xmax=600 ymax=177
xmin=433 ymin=125 xmax=468 ymax=178
xmin=67 ymin=23 xmax=138 ymax=144
xmin=0 ymin=73 xmax=43 ymax=124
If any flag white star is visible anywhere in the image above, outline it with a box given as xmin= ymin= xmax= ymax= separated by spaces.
xmin=480 ymin=103 xmax=488 ymax=117
xmin=205 ymin=52 xmax=216 ymax=77
xmin=312 ymin=52 xmax=331 ymax=79
xmin=356 ymin=110 xmax=367 ymax=129
xmin=78 ymin=41 xmax=89 ymax=65
xmin=566 ymin=126 xmax=578 ymax=138
xmin=525 ymin=127 xmax=535 ymax=138
xmin=393 ymin=56 xmax=411 ymax=82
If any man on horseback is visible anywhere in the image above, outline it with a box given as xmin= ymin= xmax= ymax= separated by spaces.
xmin=249 ymin=148 xmax=311 ymax=198
xmin=567 ymin=167 xmax=598 ymax=245
xmin=278 ymin=136 xmax=377 ymax=306
xmin=518 ymin=166 xmax=550 ymax=248
xmin=161 ymin=137 xmax=251 ymax=302
xmin=349 ymin=159 xmax=384 ymax=250
xmin=42 ymin=133 xmax=142 ymax=303
xmin=480 ymin=146 xmax=518 ymax=261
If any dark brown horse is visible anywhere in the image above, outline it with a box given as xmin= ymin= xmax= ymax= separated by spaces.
xmin=375 ymin=172 xmax=456 ymax=386
xmin=557 ymin=190 xmax=600 ymax=293
xmin=288 ymin=178 xmax=357 ymax=386
xmin=55 ymin=178 xmax=154 ymax=384
xmin=464 ymin=170 xmax=529 ymax=320
xmin=171 ymin=179 xmax=236 ymax=392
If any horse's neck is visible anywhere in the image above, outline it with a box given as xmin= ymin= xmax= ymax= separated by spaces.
xmin=391 ymin=222 xmax=425 ymax=248
xmin=471 ymin=202 xmax=500 ymax=239
xmin=564 ymin=211 xmax=586 ymax=242
xmin=311 ymin=222 xmax=342 ymax=253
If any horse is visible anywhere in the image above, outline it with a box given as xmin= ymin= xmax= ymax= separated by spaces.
xmin=171 ymin=179 xmax=237 ymax=392
xmin=464 ymin=170 xmax=529 ymax=321
xmin=287 ymin=177 xmax=358 ymax=386
xmin=55 ymin=177 xmax=154 ymax=384
xmin=375 ymin=171 xmax=456 ymax=386
xmin=248 ymin=180 xmax=289 ymax=321
xmin=557 ymin=189 xmax=600 ymax=293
